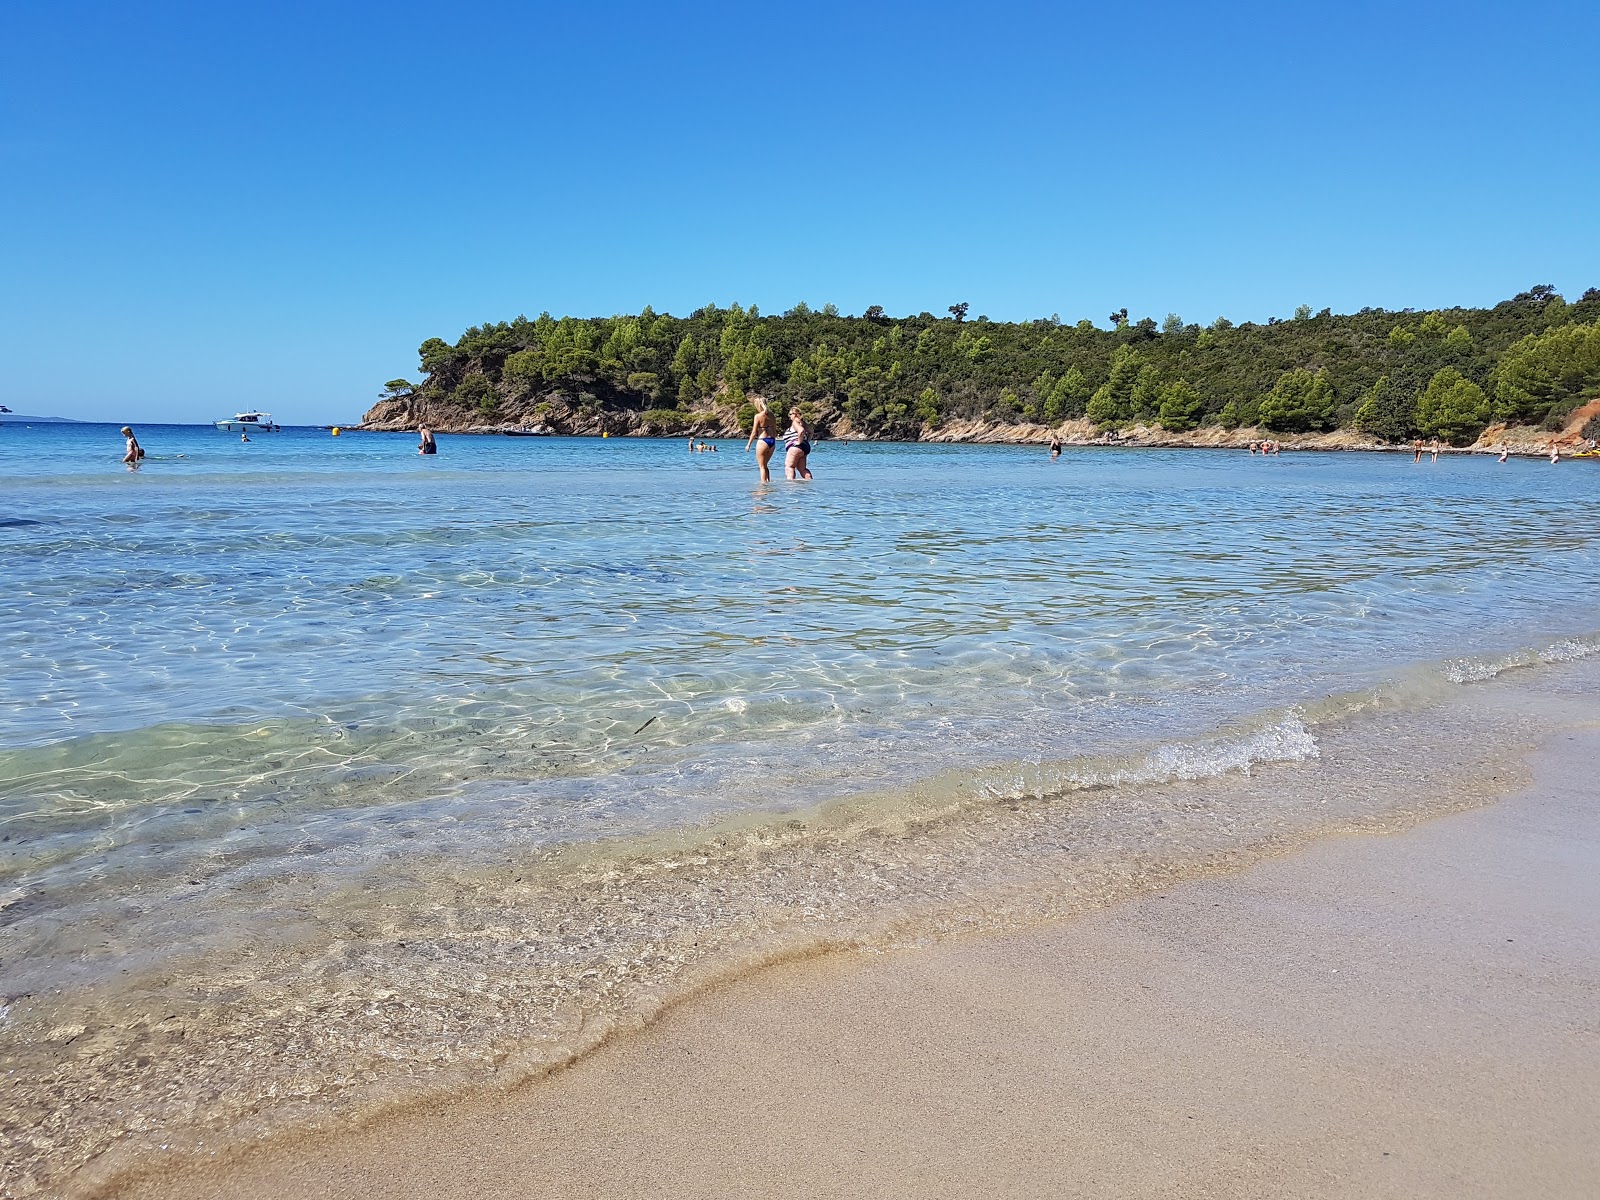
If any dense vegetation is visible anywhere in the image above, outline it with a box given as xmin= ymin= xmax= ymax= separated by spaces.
xmin=382 ymin=286 xmax=1600 ymax=444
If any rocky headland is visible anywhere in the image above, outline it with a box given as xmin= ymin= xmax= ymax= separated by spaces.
xmin=360 ymin=393 xmax=1600 ymax=456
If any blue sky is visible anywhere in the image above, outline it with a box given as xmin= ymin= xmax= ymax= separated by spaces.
xmin=3 ymin=1 xmax=1598 ymax=425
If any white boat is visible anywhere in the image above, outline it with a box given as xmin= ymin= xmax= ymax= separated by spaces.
xmin=214 ymin=411 xmax=280 ymax=432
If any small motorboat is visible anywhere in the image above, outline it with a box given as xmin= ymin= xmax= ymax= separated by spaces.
xmin=215 ymin=411 xmax=280 ymax=433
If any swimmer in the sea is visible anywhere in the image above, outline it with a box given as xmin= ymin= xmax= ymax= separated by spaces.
xmin=120 ymin=426 xmax=144 ymax=466
xmin=418 ymin=425 xmax=437 ymax=455
xmin=744 ymin=397 xmax=777 ymax=483
xmin=1049 ymin=436 xmax=1061 ymax=460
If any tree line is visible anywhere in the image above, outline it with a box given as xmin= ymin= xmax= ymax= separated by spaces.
xmin=380 ymin=286 xmax=1600 ymax=443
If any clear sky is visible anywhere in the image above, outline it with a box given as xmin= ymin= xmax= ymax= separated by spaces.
xmin=4 ymin=1 xmax=1598 ymax=425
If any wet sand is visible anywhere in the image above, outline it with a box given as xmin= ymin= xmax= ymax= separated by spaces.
xmin=112 ymin=729 xmax=1600 ymax=1200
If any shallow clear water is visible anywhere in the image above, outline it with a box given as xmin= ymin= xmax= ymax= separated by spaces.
xmin=4 ymin=423 xmax=1600 ymax=979
xmin=5 ymin=421 xmax=1600 ymax=1194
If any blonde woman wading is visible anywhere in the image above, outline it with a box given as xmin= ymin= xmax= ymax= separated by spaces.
xmin=744 ymin=397 xmax=777 ymax=482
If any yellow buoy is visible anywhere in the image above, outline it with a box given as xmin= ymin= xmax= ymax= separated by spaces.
xmin=331 ymin=427 xmax=341 ymax=436
xmin=602 ymin=431 xmax=609 ymax=438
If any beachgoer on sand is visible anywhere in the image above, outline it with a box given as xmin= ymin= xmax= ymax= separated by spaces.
xmin=120 ymin=426 xmax=144 ymax=466
xmin=784 ymin=407 xmax=813 ymax=481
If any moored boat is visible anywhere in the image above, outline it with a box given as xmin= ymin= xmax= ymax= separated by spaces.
xmin=214 ymin=411 xmax=280 ymax=432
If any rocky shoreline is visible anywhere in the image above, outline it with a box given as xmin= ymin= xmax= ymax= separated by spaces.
xmin=359 ymin=394 xmax=1600 ymax=456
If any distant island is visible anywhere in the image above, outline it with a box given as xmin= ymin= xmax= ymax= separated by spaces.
xmin=362 ymin=287 xmax=1600 ymax=451
xmin=0 ymin=411 xmax=78 ymax=424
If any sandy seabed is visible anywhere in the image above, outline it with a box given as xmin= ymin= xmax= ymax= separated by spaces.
xmin=105 ymin=723 xmax=1600 ymax=1200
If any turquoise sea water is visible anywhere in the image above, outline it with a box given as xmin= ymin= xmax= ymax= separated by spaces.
xmin=5 ymin=424 xmax=1600 ymax=972
xmin=3 ymin=420 xmax=1599 ymax=1191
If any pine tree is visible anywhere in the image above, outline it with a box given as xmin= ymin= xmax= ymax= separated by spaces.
xmin=1258 ymin=368 xmax=1336 ymax=432
xmin=1416 ymin=368 xmax=1490 ymax=443
xmin=1156 ymin=380 xmax=1203 ymax=432
xmin=1352 ymin=375 xmax=1414 ymax=442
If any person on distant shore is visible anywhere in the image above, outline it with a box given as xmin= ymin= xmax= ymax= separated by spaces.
xmin=784 ymin=407 xmax=813 ymax=481
xmin=120 ymin=426 xmax=144 ymax=466
xmin=1049 ymin=436 xmax=1062 ymax=460
xmin=1412 ymin=438 xmax=1423 ymax=463
xmin=744 ymin=397 xmax=777 ymax=483
xmin=418 ymin=425 xmax=437 ymax=455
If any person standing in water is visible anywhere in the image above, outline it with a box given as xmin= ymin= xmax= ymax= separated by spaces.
xmin=1049 ymin=436 xmax=1062 ymax=460
xmin=783 ymin=407 xmax=813 ymax=480
xmin=1412 ymin=438 xmax=1423 ymax=463
xmin=418 ymin=425 xmax=437 ymax=455
xmin=1498 ymin=443 xmax=1509 ymax=463
xmin=744 ymin=397 xmax=777 ymax=483
xmin=120 ymin=426 xmax=144 ymax=466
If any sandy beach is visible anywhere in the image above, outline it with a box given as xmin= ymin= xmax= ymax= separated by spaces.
xmin=105 ymin=726 xmax=1600 ymax=1200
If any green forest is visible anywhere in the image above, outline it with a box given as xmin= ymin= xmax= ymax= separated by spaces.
xmin=381 ymin=286 xmax=1600 ymax=444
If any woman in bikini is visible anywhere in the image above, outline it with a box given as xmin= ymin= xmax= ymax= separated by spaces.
xmin=120 ymin=426 xmax=144 ymax=466
xmin=744 ymin=397 xmax=777 ymax=482
xmin=784 ymin=407 xmax=813 ymax=480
